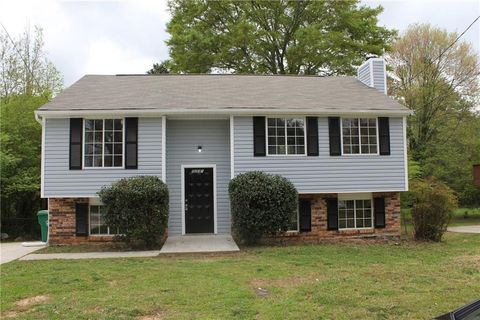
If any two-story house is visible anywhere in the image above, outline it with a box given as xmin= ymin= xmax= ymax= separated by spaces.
xmin=35 ymin=58 xmax=411 ymax=244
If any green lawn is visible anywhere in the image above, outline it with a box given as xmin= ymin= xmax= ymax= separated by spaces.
xmin=401 ymin=207 xmax=480 ymax=227
xmin=2 ymin=232 xmax=480 ymax=319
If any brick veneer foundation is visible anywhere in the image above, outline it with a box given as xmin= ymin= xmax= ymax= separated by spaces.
xmin=50 ymin=193 xmax=400 ymax=245
xmin=48 ymin=198 xmax=114 ymax=244
xmin=269 ymin=192 xmax=401 ymax=244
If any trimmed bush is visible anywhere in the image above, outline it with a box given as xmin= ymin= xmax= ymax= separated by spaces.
xmin=229 ymin=171 xmax=298 ymax=245
xmin=98 ymin=176 xmax=169 ymax=248
xmin=410 ymin=177 xmax=457 ymax=242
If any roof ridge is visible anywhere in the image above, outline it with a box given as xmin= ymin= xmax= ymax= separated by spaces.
xmin=111 ymin=73 xmax=355 ymax=78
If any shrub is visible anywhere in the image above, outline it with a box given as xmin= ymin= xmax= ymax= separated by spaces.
xmin=410 ymin=177 xmax=457 ymax=242
xmin=98 ymin=176 xmax=169 ymax=248
xmin=228 ymin=171 xmax=298 ymax=245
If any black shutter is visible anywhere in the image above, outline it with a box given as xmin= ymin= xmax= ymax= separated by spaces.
xmin=69 ymin=118 xmax=83 ymax=170
xmin=306 ymin=117 xmax=319 ymax=156
xmin=328 ymin=117 xmax=341 ymax=156
xmin=327 ymin=198 xmax=338 ymax=230
xmin=75 ymin=203 xmax=89 ymax=236
xmin=253 ymin=116 xmax=266 ymax=156
xmin=374 ymin=197 xmax=386 ymax=228
xmin=378 ymin=117 xmax=390 ymax=155
xmin=125 ymin=117 xmax=138 ymax=169
xmin=299 ymin=199 xmax=312 ymax=232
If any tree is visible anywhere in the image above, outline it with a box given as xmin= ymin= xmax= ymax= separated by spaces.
xmin=147 ymin=60 xmax=171 ymax=74
xmin=0 ymin=25 xmax=62 ymax=238
xmin=0 ymin=95 xmax=48 ymax=237
xmin=388 ymin=24 xmax=480 ymax=160
xmin=1 ymin=25 xmax=63 ymax=98
xmin=165 ymin=0 xmax=395 ymax=75
xmin=422 ymin=111 xmax=480 ymax=206
xmin=389 ymin=24 xmax=480 ymax=207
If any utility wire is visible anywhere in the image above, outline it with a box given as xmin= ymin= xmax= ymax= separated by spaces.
xmin=408 ymin=15 xmax=480 ymax=82
xmin=1 ymin=22 xmax=45 ymax=96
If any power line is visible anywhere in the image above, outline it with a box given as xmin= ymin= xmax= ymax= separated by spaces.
xmin=408 ymin=15 xmax=480 ymax=82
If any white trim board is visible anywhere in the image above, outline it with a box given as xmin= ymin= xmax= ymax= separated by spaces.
xmin=40 ymin=117 xmax=46 ymax=198
xmin=161 ymin=116 xmax=166 ymax=182
xmin=230 ymin=115 xmax=235 ymax=179
xmin=181 ymin=164 xmax=217 ymax=235
xmin=44 ymin=188 xmax=407 ymax=199
xmin=403 ymin=116 xmax=409 ymax=191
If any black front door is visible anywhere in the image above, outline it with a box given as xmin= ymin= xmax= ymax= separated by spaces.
xmin=185 ymin=167 xmax=214 ymax=234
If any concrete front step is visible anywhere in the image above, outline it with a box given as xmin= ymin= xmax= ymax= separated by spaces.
xmin=159 ymin=234 xmax=240 ymax=254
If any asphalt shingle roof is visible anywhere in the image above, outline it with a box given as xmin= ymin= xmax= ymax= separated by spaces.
xmin=38 ymin=74 xmax=410 ymax=114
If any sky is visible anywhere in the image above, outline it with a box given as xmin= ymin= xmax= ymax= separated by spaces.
xmin=1 ymin=0 xmax=479 ymax=87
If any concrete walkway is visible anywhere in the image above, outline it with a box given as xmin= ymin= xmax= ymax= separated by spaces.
xmin=20 ymin=250 xmax=161 ymax=261
xmin=160 ymin=234 xmax=240 ymax=254
xmin=1 ymin=242 xmax=45 ymax=264
xmin=447 ymin=225 xmax=480 ymax=234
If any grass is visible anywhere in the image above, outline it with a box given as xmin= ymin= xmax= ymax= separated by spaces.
xmin=35 ymin=242 xmax=136 ymax=254
xmin=401 ymin=207 xmax=480 ymax=227
xmin=1 ymin=233 xmax=480 ymax=319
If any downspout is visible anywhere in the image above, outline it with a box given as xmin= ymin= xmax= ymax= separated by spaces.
xmin=35 ymin=111 xmax=49 ymax=244
xmin=34 ymin=111 xmax=42 ymax=124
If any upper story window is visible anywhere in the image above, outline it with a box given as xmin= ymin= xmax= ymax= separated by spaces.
xmin=267 ymin=117 xmax=306 ymax=155
xmin=342 ymin=118 xmax=378 ymax=155
xmin=84 ymin=119 xmax=124 ymax=168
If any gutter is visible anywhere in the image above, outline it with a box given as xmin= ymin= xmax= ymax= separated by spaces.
xmin=34 ymin=112 xmax=43 ymax=124
xmin=35 ymin=108 xmax=413 ymax=118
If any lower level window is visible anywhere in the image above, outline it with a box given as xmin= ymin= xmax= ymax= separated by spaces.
xmin=89 ymin=205 xmax=118 ymax=235
xmin=288 ymin=208 xmax=299 ymax=231
xmin=338 ymin=199 xmax=372 ymax=229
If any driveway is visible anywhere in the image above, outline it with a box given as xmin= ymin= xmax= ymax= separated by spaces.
xmin=0 ymin=242 xmax=44 ymax=264
xmin=447 ymin=225 xmax=480 ymax=234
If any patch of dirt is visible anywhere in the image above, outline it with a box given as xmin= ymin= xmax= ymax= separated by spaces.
xmin=3 ymin=311 xmax=18 ymax=318
xmin=15 ymin=295 xmax=49 ymax=308
xmin=87 ymin=306 xmax=105 ymax=314
xmin=138 ymin=311 xmax=166 ymax=320
xmin=456 ymin=255 xmax=480 ymax=268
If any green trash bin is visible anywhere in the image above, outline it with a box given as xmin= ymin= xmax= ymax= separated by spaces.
xmin=37 ymin=210 xmax=48 ymax=242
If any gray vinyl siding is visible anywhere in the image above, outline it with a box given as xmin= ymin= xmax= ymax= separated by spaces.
xmin=372 ymin=59 xmax=386 ymax=94
xmin=233 ymin=116 xmax=406 ymax=193
xmin=43 ymin=117 xmax=162 ymax=197
xmin=166 ymin=120 xmax=231 ymax=235
xmin=357 ymin=59 xmax=386 ymax=94
xmin=357 ymin=63 xmax=371 ymax=87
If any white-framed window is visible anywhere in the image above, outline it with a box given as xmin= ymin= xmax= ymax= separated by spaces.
xmin=338 ymin=198 xmax=373 ymax=229
xmin=89 ymin=205 xmax=119 ymax=236
xmin=84 ymin=119 xmax=124 ymax=168
xmin=341 ymin=118 xmax=378 ymax=155
xmin=267 ymin=117 xmax=306 ymax=155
